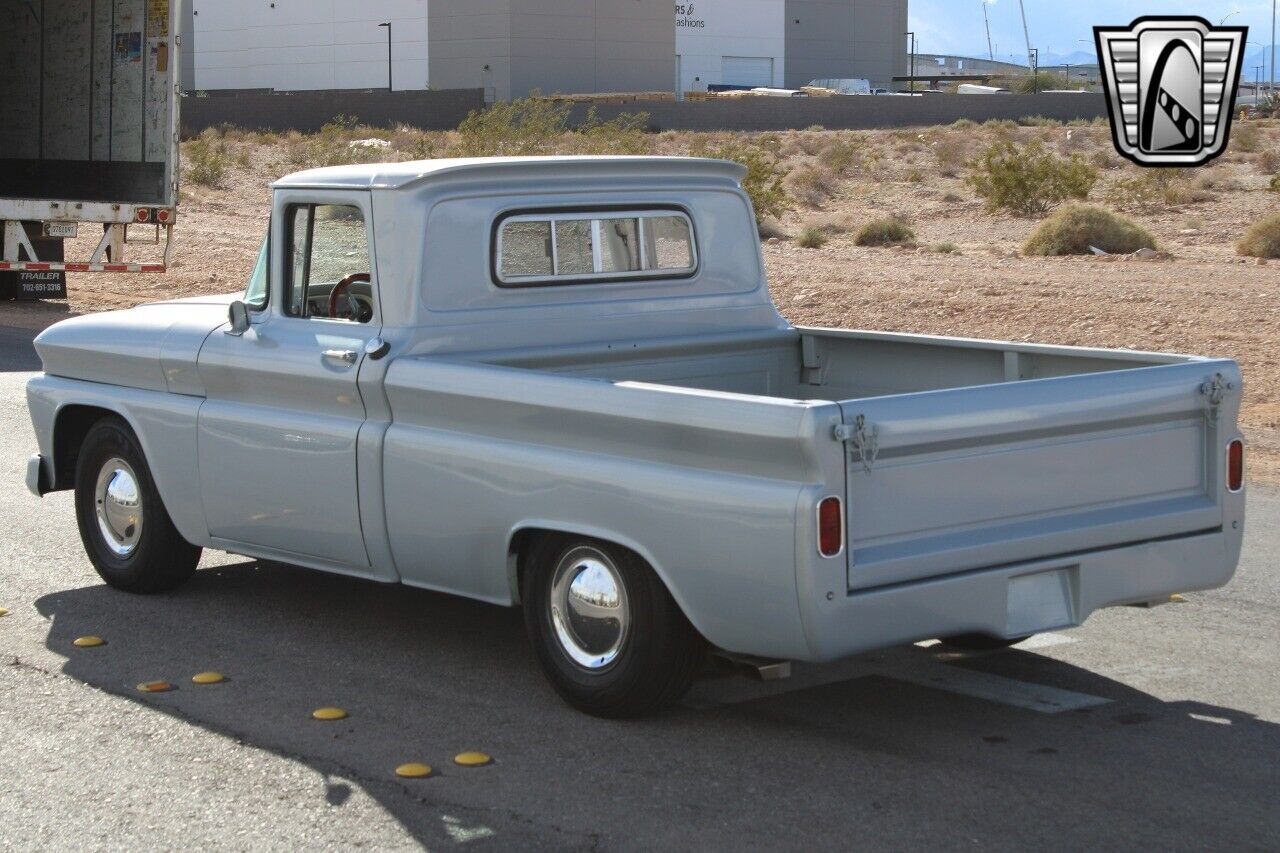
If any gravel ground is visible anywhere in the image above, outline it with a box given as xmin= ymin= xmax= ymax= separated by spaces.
xmin=3 ymin=122 xmax=1277 ymax=479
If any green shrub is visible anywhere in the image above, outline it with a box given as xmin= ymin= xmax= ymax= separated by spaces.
xmin=1022 ymin=204 xmax=1157 ymax=256
xmin=1106 ymin=168 xmax=1206 ymax=209
xmin=1269 ymin=174 xmax=1280 ymax=194
xmin=694 ymin=140 xmax=792 ymax=223
xmin=1018 ymin=115 xmax=1063 ymax=127
xmin=1009 ymin=71 xmax=1080 ymax=93
xmin=930 ymin=242 xmax=960 ymax=254
xmin=817 ymin=139 xmax=861 ymax=175
xmin=184 ymin=130 xmax=230 ymax=187
xmin=949 ymin=118 xmax=977 ymax=130
xmin=965 ymin=139 xmax=1098 ymax=215
xmin=855 ymin=217 xmax=916 ymax=247
xmin=796 ymin=226 xmax=829 ymax=249
xmin=576 ymin=108 xmax=651 ymax=154
xmin=1237 ymin=213 xmax=1280 ymax=259
xmin=787 ymin=164 xmax=837 ymax=206
xmin=452 ymin=97 xmax=572 ymax=156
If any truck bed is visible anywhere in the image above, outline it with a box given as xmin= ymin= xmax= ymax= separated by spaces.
xmin=465 ymin=325 xmax=1239 ymax=604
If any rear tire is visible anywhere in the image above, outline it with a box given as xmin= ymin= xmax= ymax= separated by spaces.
xmin=523 ymin=536 xmax=705 ymax=718
xmin=939 ymin=633 xmax=1031 ymax=651
xmin=74 ymin=417 xmax=201 ymax=593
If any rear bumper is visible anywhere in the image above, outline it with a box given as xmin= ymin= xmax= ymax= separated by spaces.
xmin=798 ymin=529 xmax=1238 ymax=662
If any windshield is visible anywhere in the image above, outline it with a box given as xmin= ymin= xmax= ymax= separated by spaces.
xmin=244 ymin=232 xmax=269 ymax=310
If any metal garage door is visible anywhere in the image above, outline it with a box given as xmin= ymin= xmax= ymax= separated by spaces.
xmin=721 ymin=56 xmax=774 ymax=88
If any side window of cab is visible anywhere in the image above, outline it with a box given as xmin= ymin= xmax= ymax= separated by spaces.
xmin=285 ymin=203 xmax=374 ymax=323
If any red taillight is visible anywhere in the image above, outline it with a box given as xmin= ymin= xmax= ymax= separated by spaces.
xmin=1227 ymin=439 xmax=1244 ymax=492
xmin=156 ymin=208 xmax=172 ymax=224
xmin=818 ymin=496 xmax=843 ymax=557
xmin=135 ymin=208 xmax=150 ymax=223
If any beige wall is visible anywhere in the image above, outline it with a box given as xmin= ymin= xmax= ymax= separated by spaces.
xmin=430 ymin=0 xmax=674 ymax=100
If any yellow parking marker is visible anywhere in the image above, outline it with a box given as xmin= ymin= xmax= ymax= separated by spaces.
xmin=311 ymin=707 xmax=348 ymax=721
xmin=395 ymin=763 xmax=433 ymax=779
xmin=73 ymin=636 xmax=105 ymax=647
xmin=137 ymin=681 xmax=174 ymax=693
xmin=453 ymin=751 xmax=492 ymax=767
xmin=191 ymin=671 xmax=225 ymax=685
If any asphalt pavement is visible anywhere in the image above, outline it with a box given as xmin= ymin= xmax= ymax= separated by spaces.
xmin=0 ymin=326 xmax=1277 ymax=850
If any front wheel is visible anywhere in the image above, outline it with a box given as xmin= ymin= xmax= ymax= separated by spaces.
xmin=74 ymin=417 xmax=201 ymax=593
xmin=522 ymin=537 xmax=705 ymax=718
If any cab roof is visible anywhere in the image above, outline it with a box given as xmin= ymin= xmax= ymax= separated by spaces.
xmin=271 ymin=155 xmax=748 ymax=191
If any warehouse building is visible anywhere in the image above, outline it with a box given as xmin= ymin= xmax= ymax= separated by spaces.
xmin=184 ymin=0 xmax=908 ymax=99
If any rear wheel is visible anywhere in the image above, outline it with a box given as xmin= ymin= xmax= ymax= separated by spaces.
xmin=73 ymin=417 xmax=201 ymax=593
xmin=939 ymin=633 xmax=1031 ymax=651
xmin=522 ymin=536 xmax=705 ymax=718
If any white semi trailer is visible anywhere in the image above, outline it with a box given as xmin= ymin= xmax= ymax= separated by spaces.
xmin=0 ymin=0 xmax=180 ymax=300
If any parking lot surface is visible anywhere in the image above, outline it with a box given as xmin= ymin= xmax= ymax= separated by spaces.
xmin=0 ymin=327 xmax=1276 ymax=850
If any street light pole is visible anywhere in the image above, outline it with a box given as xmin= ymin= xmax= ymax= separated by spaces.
xmin=1029 ymin=48 xmax=1039 ymax=94
xmin=378 ymin=22 xmax=392 ymax=92
xmin=904 ymin=31 xmax=916 ymax=93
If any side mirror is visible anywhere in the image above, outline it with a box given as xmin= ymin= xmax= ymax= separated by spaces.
xmin=227 ymin=300 xmax=251 ymax=336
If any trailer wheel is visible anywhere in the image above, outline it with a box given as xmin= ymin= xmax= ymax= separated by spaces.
xmin=73 ymin=417 xmax=201 ymax=593
xmin=522 ymin=536 xmax=705 ymax=718
xmin=939 ymin=633 xmax=1032 ymax=651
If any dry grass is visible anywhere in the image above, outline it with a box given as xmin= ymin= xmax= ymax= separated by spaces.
xmin=1237 ymin=213 xmax=1280 ymax=259
xmin=1023 ymin=205 xmax=1157 ymax=256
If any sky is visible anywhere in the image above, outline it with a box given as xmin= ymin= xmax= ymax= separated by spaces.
xmin=908 ymin=0 xmax=1278 ymax=75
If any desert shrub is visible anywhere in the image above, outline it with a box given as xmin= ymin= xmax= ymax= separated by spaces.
xmin=786 ymin=164 xmax=838 ymax=206
xmin=965 ymin=139 xmax=1097 ymax=216
xmin=933 ymin=136 xmax=970 ymax=176
xmin=796 ymin=226 xmax=828 ymax=249
xmin=576 ymin=108 xmax=651 ymax=154
xmin=1232 ymin=122 xmax=1261 ymax=153
xmin=1018 ymin=115 xmax=1063 ymax=127
xmin=930 ymin=242 xmax=961 ymax=254
xmin=1256 ymin=147 xmax=1280 ymax=174
xmin=1106 ymin=168 xmax=1207 ymax=209
xmin=1237 ymin=213 xmax=1280 ymax=259
xmin=855 ymin=217 xmax=916 ymax=247
xmin=1009 ymin=71 xmax=1077 ymax=94
xmin=693 ymin=140 xmax=791 ymax=223
xmin=949 ymin=118 xmax=977 ymax=130
xmin=1269 ymin=175 xmax=1280 ymax=193
xmin=817 ymin=139 xmax=861 ymax=175
xmin=452 ymin=97 xmax=570 ymax=156
xmin=1022 ymin=204 xmax=1156 ymax=256
xmin=184 ymin=130 xmax=230 ymax=187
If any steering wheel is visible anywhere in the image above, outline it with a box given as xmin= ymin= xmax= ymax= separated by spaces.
xmin=328 ymin=273 xmax=371 ymax=320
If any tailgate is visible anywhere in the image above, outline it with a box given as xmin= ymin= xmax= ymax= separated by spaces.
xmin=838 ymin=361 xmax=1237 ymax=592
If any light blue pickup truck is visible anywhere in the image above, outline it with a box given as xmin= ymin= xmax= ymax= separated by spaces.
xmin=25 ymin=157 xmax=1246 ymax=717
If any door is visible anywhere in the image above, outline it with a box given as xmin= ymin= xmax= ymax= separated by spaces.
xmin=721 ymin=56 xmax=774 ymax=88
xmin=197 ymin=190 xmax=382 ymax=570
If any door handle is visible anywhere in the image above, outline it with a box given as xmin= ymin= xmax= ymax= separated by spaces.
xmin=322 ymin=348 xmax=358 ymax=366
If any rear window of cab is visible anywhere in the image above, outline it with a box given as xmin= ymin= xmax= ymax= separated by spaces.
xmin=494 ymin=209 xmax=698 ymax=287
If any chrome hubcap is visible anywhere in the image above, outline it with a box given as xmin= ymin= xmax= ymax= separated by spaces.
xmin=94 ymin=457 xmax=143 ymax=558
xmin=549 ymin=546 xmax=630 ymax=671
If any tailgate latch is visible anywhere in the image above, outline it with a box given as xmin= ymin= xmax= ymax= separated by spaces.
xmin=834 ymin=414 xmax=879 ymax=473
xmin=1199 ymin=373 xmax=1235 ymax=424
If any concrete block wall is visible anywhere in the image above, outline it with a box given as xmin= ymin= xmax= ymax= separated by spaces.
xmin=180 ymin=88 xmax=486 ymax=134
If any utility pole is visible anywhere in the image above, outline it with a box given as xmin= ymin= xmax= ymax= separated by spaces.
xmin=378 ymin=22 xmax=392 ymax=91
xmin=982 ymin=1 xmax=994 ymax=61
xmin=1271 ymin=0 xmax=1276 ymax=95
xmin=1029 ymin=48 xmax=1039 ymax=94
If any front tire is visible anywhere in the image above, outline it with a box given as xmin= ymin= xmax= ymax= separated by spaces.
xmin=523 ymin=537 xmax=705 ymax=718
xmin=74 ymin=417 xmax=201 ymax=593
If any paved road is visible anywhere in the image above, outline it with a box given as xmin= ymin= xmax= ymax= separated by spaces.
xmin=0 ymin=329 xmax=1277 ymax=850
